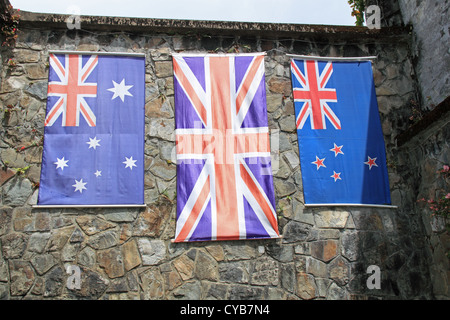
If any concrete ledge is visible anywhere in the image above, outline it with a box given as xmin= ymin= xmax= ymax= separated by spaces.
xmin=17 ymin=9 xmax=410 ymax=42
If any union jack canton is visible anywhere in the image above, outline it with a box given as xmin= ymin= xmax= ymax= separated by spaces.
xmin=173 ymin=53 xmax=279 ymax=242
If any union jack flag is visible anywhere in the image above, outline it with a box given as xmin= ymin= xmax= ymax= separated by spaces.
xmin=291 ymin=59 xmax=340 ymax=130
xmin=46 ymin=54 xmax=99 ymax=127
xmin=173 ymin=53 xmax=279 ymax=242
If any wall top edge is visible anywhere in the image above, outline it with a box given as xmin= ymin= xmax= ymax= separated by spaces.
xmin=16 ymin=10 xmax=410 ymax=40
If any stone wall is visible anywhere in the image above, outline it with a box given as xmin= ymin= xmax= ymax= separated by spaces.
xmin=0 ymin=7 xmax=444 ymax=300
xmin=397 ymin=0 xmax=450 ymax=108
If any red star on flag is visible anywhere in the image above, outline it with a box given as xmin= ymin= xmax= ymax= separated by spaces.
xmin=330 ymin=143 xmax=344 ymax=157
xmin=312 ymin=156 xmax=326 ymax=170
xmin=364 ymin=156 xmax=378 ymax=170
xmin=331 ymin=171 xmax=342 ymax=182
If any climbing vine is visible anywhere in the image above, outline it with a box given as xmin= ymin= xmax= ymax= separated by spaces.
xmin=348 ymin=0 xmax=366 ymax=26
xmin=1 ymin=4 xmax=20 ymax=47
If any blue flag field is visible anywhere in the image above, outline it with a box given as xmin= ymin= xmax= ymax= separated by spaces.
xmin=290 ymin=58 xmax=391 ymax=205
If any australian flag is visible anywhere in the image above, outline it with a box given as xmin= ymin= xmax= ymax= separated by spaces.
xmin=290 ymin=58 xmax=391 ymax=205
xmin=38 ymin=53 xmax=145 ymax=206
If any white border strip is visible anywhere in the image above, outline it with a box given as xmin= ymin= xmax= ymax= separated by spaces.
xmin=305 ymin=203 xmax=398 ymax=209
xmin=286 ymin=54 xmax=377 ymax=61
xmin=48 ymin=50 xmax=146 ymax=57
xmin=33 ymin=204 xmax=146 ymax=208
xmin=172 ymin=52 xmax=266 ymax=57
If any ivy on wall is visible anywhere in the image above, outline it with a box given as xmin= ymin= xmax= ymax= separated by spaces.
xmin=348 ymin=0 xmax=366 ymax=26
xmin=1 ymin=4 xmax=19 ymax=47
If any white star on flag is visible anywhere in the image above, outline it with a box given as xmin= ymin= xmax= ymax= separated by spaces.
xmin=123 ymin=156 xmax=137 ymax=170
xmin=87 ymin=137 xmax=101 ymax=149
xmin=72 ymin=179 xmax=87 ymax=193
xmin=94 ymin=170 xmax=102 ymax=177
xmin=54 ymin=157 xmax=69 ymax=171
xmin=107 ymin=79 xmax=133 ymax=102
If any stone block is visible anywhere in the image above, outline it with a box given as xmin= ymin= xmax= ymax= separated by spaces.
xmin=250 ymin=257 xmax=278 ymax=286
xmin=314 ymin=210 xmax=349 ymax=229
xmin=122 ymin=239 xmax=142 ymax=271
xmin=306 ymin=257 xmax=327 ymax=277
xmin=194 ymin=250 xmax=219 ymax=281
xmin=76 ymin=216 xmax=116 ymax=236
xmin=98 ymin=247 xmax=125 ymax=278
xmin=328 ymin=256 xmax=350 ymax=286
xmin=2 ymin=178 xmax=33 ymax=206
xmin=296 ymin=272 xmax=317 ymax=300
xmin=9 ymin=260 xmax=35 ymax=296
xmin=173 ymin=253 xmax=195 ymax=281
xmin=155 ymin=61 xmax=173 ymax=77
xmin=1 ymin=232 xmax=28 ymax=259
xmin=310 ymin=240 xmax=338 ymax=262
xmin=138 ymin=239 xmax=166 ymax=266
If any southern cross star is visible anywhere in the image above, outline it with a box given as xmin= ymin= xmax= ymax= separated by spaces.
xmin=123 ymin=156 xmax=137 ymax=170
xmin=330 ymin=143 xmax=344 ymax=157
xmin=54 ymin=157 xmax=69 ymax=171
xmin=331 ymin=171 xmax=342 ymax=182
xmin=311 ymin=156 xmax=326 ymax=170
xmin=107 ymin=79 xmax=133 ymax=102
xmin=72 ymin=179 xmax=87 ymax=193
xmin=364 ymin=156 xmax=378 ymax=170
xmin=86 ymin=137 xmax=101 ymax=149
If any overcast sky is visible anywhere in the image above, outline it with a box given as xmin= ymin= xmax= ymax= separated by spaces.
xmin=10 ymin=0 xmax=356 ymax=26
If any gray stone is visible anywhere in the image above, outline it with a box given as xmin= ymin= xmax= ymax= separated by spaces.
xmin=280 ymin=263 xmax=296 ymax=293
xmin=148 ymin=118 xmax=175 ymax=141
xmin=283 ymin=151 xmax=300 ymax=170
xmin=250 ymin=257 xmax=278 ymax=286
xmin=228 ymin=284 xmax=265 ymax=300
xmin=314 ymin=210 xmax=349 ymax=229
xmin=172 ymin=281 xmax=202 ymax=300
xmin=43 ymin=266 xmax=65 ymax=297
xmin=341 ymin=230 xmax=360 ymax=261
xmin=194 ymin=250 xmax=218 ymax=281
xmin=273 ymin=178 xmax=296 ymax=197
xmin=87 ymin=230 xmax=119 ymax=250
xmin=328 ymin=256 xmax=350 ymax=286
xmin=1 ymin=232 xmax=28 ymax=259
xmin=138 ymin=239 xmax=166 ymax=265
xmin=223 ymin=244 xmax=257 ymax=261
xmin=149 ymin=158 xmax=176 ymax=181
xmin=30 ymin=253 xmax=57 ymax=275
xmin=265 ymin=242 xmax=293 ymax=262
xmin=78 ymin=246 xmax=96 ymax=268
xmin=24 ymin=81 xmax=48 ymax=100
xmin=2 ymin=178 xmax=33 ymax=206
xmin=279 ymin=115 xmax=296 ymax=132
xmin=69 ymin=266 xmax=109 ymax=299
xmin=0 ymin=207 xmax=12 ymax=237
xmin=202 ymin=282 xmax=229 ymax=300
xmin=327 ymin=282 xmax=348 ymax=300
xmin=9 ymin=260 xmax=35 ymax=296
xmin=219 ymin=261 xmax=250 ymax=283
xmin=282 ymin=221 xmax=310 ymax=243
xmin=139 ymin=267 xmax=165 ymax=299
xmin=306 ymin=257 xmax=327 ymax=278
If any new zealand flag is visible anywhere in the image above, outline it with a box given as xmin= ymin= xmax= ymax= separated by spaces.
xmin=290 ymin=58 xmax=391 ymax=205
